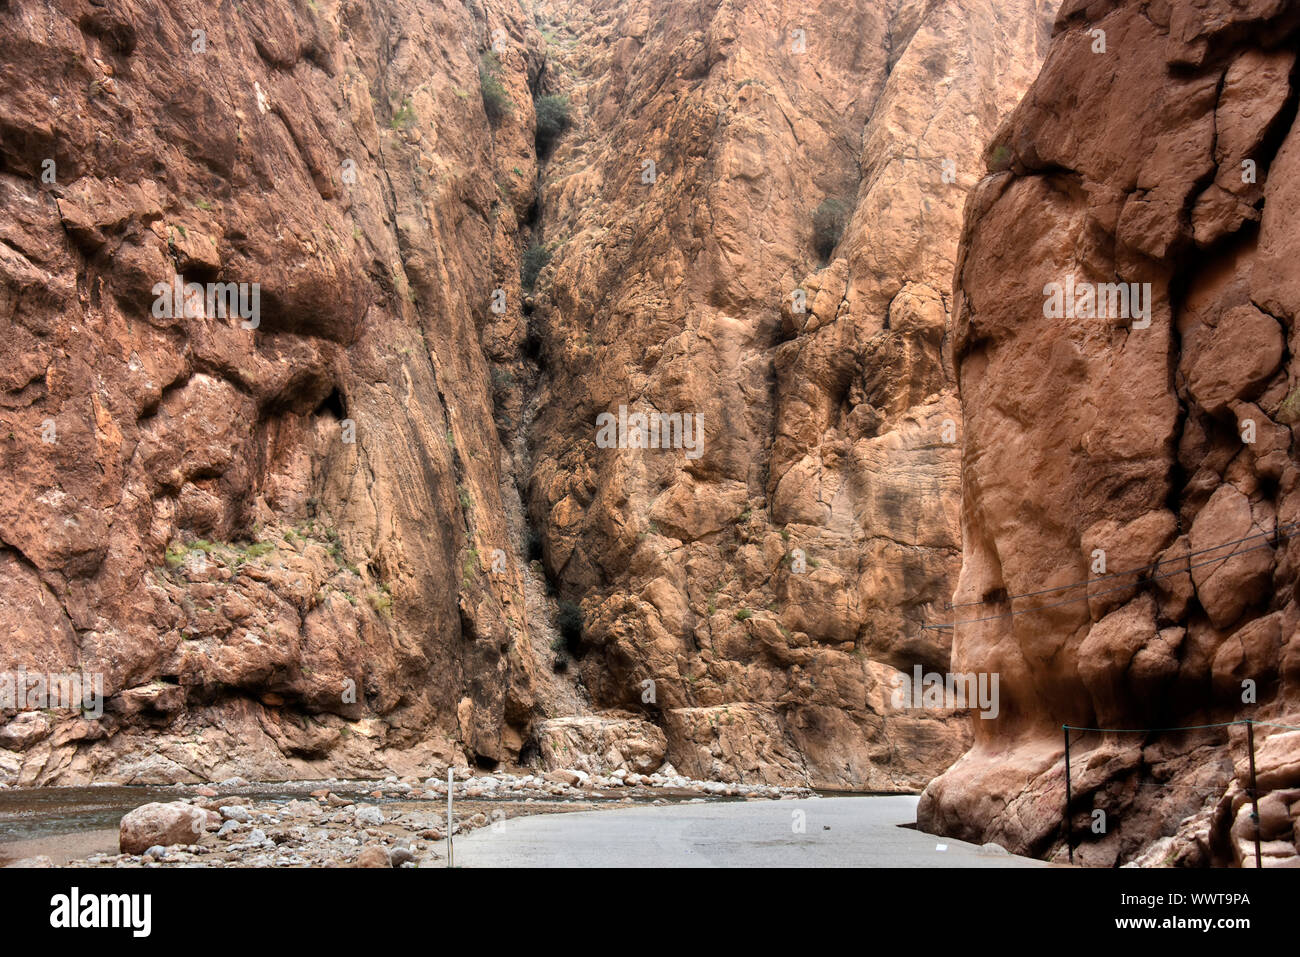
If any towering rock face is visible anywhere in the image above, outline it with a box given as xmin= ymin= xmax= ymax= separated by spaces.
xmin=0 ymin=0 xmax=1054 ymax=788
xmin=0 ymin=0 xmax=557 ymax=783
xmin=521 ymin=0 xmax=1054 ymax=788
xmin=920 ymin=0 xmax=1300 ymax=865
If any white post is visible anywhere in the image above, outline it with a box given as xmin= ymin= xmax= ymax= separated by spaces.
xmin=447 ymin=767 xmax=454 ymax=868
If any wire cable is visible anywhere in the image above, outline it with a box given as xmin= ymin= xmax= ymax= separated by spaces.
xmin=1062 ymin=720 xmax=1244 ymax=733
xmin=924 ymin=524 xmax=1297 ymax=630
xmin=945 ymin=521 xmax=1298 ymax=610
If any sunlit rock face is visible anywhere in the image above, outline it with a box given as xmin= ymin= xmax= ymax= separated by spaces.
xmin=920 ymin=0 xmax=1300 ymax=866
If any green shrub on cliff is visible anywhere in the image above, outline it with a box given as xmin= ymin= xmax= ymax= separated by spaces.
xmin=556 ymin=599 xmax=583 ymax=654
xmin=1277 ymin=386 xmax=1300 ymax=424
xmin=521 ymin=243 xmax=551 ymax=291
xmin=480 ymin=52 xmax=512 ymax=124
xmin=534 ymin=93 xmax=570 ymax=151
xmin=389 ymin=97 xmax=417 ymax=130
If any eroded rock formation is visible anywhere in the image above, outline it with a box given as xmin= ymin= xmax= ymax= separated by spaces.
xmin=0 ymin=0 xmax=556 ymax=782
xmin=515 ymin=0 xmax=1056 ymax=789
xmin=919 ymin=0 xmax=1300 ymax=866
xmin=0 ymin=0 xmax=1054 ymax=789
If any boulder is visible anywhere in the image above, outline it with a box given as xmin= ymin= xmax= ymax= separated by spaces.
xmin=1189 ymin=486 xmax=1274 ymax=630
xmin=535 ymin=714 xmax=667 ymax=775
xmin=0 ymin=712 xmax=51 ymax=751
xmin=119 ymin=802 xmax=208 ymax=854
xmin=353 ymin=846 xmax=391 ymax=868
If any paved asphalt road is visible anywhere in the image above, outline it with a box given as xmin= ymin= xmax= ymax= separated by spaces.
xmin=454 ymin=795 xmax=1046 ymax=867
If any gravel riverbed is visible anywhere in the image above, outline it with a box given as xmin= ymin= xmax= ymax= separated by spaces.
xmin=1 ymin=768 xmax=817 ymax=867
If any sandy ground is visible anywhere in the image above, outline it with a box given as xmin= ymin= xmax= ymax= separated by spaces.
xmin=0 ymin=828 xmax=120 ymax=867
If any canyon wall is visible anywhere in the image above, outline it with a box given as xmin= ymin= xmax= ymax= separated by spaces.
xmin=0 ymin=0 xmax=556 ymax=783
xmin=919 ymin=0 xmax=1300 ymax=865
xmin=0 ymin=0 xmax=1054 ymax=788
xmin=516 ymin=0 xmax=1055 ymax=788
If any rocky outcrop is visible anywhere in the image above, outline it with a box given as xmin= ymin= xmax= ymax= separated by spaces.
xmin=535 ymin=713 xmax=666 ymax=774
xmin=519 ymin=0 xmax=1055 ymax=789
xmin=0 ymin=0 xmax=560 ymax=782
xmin=920 ymin=0 xmax=1300 ymax=865
xmin=0 ymin=0 xmax=1055 ymax=790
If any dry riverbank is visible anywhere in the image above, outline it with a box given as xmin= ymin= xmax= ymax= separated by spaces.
xmin=1 ymin=769 xmax=814 ymax=868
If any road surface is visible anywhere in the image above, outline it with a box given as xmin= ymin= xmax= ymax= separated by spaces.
xmin=454 ymin=795 xmax=1047 ymax=867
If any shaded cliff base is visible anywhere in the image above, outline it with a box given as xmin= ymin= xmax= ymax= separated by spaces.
xmin=921 ymin=716 xmax=1300 ymax=867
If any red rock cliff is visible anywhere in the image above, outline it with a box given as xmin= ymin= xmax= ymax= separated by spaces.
xmin=0 ymin=0 xmax=1055 ymax=789
xmin=920 ymin=0 xmax=1300 ymax=866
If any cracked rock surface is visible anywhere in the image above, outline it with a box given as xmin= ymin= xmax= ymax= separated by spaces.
xmin=0 ymin=0 xmax=1052 ymax=792
xmin=919 ymin=0 xmax=1300 ymax=866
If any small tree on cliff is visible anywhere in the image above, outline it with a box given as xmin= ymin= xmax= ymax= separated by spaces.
xmin=534 ymin=94 xmax=570 ymax=153
xmin=556 ymin=599 xmax=583 ymax=656
xmin=812 ymin=198 xmax=850 ymax=261
xmin=480 ymin=52 xmax=512 ymax=124
xmin=521 ymin=243 xmax=552 ymax=291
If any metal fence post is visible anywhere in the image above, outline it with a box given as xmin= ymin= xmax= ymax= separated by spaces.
xmin=1246 ymin=720 xmax=1262 ymax=870
xmin=1063 ymin=725 xmax=1074 ymax=865
xmin=448 ymin=767 xmax=454 ymax=868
